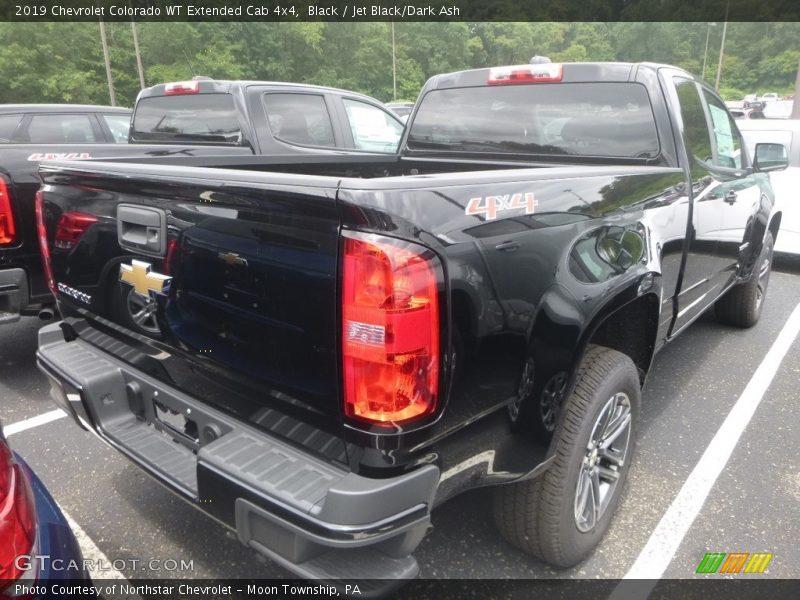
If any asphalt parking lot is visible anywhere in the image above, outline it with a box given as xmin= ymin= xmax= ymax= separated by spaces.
xmin=2 ymin=258 xmax=800 ymax=591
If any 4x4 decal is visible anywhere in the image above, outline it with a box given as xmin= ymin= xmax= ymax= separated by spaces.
xmin=465 ymin=192 xmax=537 ymax=221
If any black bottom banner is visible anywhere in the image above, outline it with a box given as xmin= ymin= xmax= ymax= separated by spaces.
xmin=3 ymin=578 xmax=799 ymax=600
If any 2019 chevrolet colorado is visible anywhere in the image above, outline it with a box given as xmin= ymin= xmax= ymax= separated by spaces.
xmin=34 ymin=62 xmax=786 ymax=589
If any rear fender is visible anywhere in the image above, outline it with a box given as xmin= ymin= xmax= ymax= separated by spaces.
xmin=539 ymin=281 xmax=660 ymax=462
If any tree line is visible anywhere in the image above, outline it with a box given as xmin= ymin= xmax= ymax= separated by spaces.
xmin=0 ymin=21 xmax=797 ymax=107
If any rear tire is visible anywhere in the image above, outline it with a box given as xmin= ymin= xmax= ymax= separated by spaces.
xmin=715 ymin=232 xmax=774 ymax=328
xmin=493 ymin=345 xmax=639 ymax=567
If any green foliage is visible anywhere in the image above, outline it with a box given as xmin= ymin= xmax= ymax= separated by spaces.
xmin=718 ymin=87 xmax=746 ymax=102
xmin=0 ymin=22 xmax=798 ymax=106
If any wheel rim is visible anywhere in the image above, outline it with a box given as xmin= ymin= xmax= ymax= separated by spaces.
xmin=509 ymin=358 xmax=535 ymax=421
xmin=126 ymin=289 xmax=161 ymax=334
xmin=540 ymin=372 xmax=566 ymax=433
xmin=574 ymin=392 xmax=632 ymax=533
xmin=755 ymin=255 xmax=771 ymax=309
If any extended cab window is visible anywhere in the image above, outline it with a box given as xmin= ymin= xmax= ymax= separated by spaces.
xmin=263 ymin=93 xmax=335 ymax=148
xmin=342 ymin=99 xmax=403 ymax=153
xmin=27 ymin=114 xmax=97 ymax=143
xmin=407 ymin=82 xmax=660 ymax=159
xmin=0 ymin=114 xmax=23 ymax=143
xmin=703 ymin=91 xmax=743 ymax=169
xmin=132 ymin=94 xmax=242 ymax=144
xmin=674 ymin=78 xmax=713 ymax=171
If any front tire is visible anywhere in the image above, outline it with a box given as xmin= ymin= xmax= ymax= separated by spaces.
xmin=715 ymin=232 xmax=774 ymax=328
xmin=493 ymin=345 xmax=640 ymax=567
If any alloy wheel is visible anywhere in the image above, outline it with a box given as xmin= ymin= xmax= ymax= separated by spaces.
xmin=574 ymin=392 xmax=632 ymax=532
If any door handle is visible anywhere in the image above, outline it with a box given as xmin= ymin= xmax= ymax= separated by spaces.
xmin=495 ymin=240 xmax=521 ymax=252
xmin=724 ymin=191 xmax=738 ymax=204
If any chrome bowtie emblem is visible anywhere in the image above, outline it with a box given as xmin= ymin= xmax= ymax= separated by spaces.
xmin=119 ymin=260 xmax=172 ymax=298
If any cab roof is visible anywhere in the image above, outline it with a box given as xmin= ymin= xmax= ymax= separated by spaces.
xmin=137 ymin=79 xmax=385 ymax=105
xmin=423 ymin=62 xmax=687 ymax=91
xmin=0 ymin=104 xmax=131 ymax=114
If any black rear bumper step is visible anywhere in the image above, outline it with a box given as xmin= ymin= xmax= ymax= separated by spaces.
xmin=36 ymin=321 xmax=439 ymax=585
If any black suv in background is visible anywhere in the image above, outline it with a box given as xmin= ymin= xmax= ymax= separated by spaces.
xmin=0 ymin=104 xmax=131 ymax=145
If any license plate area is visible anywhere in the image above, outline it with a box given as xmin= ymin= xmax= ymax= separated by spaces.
xmin=153 ymin=397 xmax=200 ymax=447
xmin=120 ymin=376 xmax=234 ymax=453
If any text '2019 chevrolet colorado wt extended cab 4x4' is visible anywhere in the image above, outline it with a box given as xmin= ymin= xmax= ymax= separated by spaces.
xmin=34 ymin=62 xmax=786 ymax=589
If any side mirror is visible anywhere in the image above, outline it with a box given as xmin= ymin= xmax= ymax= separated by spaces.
xmin=753 ymin=142 xmax=789 ymax=172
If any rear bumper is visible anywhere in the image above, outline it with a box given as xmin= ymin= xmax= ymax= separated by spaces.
xmin=36 ymin=321 xmax=438 ymax=589
xmin=0 ymin=268 xmax=28 ymax=324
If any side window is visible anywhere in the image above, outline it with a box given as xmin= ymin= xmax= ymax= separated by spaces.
xmin=342 ymin=99 xmax=403 ymax=153
xmin=101 ymin=114 xmax=131 ymax=143
xmin=263 ymin=93 xmax=335 ymax=148
xmin=702 ymin=91 xmax=743 ymax=169
xmin=673 ymin=78 xmax=713 ymax=168
xmin=0 ymin=114 xmax=23 ymax=143
xmin=27 ymin=114 xmax=97 ymax=144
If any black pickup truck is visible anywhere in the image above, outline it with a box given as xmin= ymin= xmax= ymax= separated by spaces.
xmin=1 ymin=84 xmax=402 ymax=327
xmin=35 ymin=62 xmax=786 ymax=587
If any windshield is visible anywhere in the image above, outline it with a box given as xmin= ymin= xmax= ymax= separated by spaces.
xmin=407 ymin=82 xmax=660 ymax=159
xmin=131 ymin=93 xmax=243 ymax=144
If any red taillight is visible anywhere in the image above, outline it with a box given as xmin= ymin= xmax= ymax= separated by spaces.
xmin=342 ymin=232 xmax=440 ymax=427
xmin=488 ymin=63 xmax=563 ymax=85
xmin=164 ymin=81 xmax=200 ymax=95
xmin=0 ymin=440 xmax=37 ymax=585
xmin=0 ymin=178 xmax=16 ymax=245
xmin=54 ymin=211 xmax=98 ymax=251
xmin=34 ymin=190 xmax=56 ymax=296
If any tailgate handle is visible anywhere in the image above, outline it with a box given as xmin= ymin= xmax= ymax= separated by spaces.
xmin=117 ymin=204 xmax=167 ymax=256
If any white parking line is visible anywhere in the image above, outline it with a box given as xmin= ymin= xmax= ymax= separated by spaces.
xmin=620 ymin=302 xmax=800 ymax=586
xmin=4 ymin=409 xmax=66 ymax=437
xmin=60 ymin=508 xmax=129 ymax=582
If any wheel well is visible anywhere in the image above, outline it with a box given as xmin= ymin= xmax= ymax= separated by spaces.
xmin=586 ymin=294 xmax=659 ymax=384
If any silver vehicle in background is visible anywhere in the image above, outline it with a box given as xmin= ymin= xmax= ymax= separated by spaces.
xmin=739 ymin=119 xmax=800 ymax=255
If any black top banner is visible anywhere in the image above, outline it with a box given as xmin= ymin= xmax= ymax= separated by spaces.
xmin=3 ymin=0 xmax=800 ymax=22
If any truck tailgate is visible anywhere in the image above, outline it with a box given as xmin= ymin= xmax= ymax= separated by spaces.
xmin=38 ymin=161 xmax=348 ymax=464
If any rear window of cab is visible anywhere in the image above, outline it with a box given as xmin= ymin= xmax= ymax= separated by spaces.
xmin=407 ymin=82 xmax=660 ymax=159
xmin=131 ymin=94 xmax=243 ymax=144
